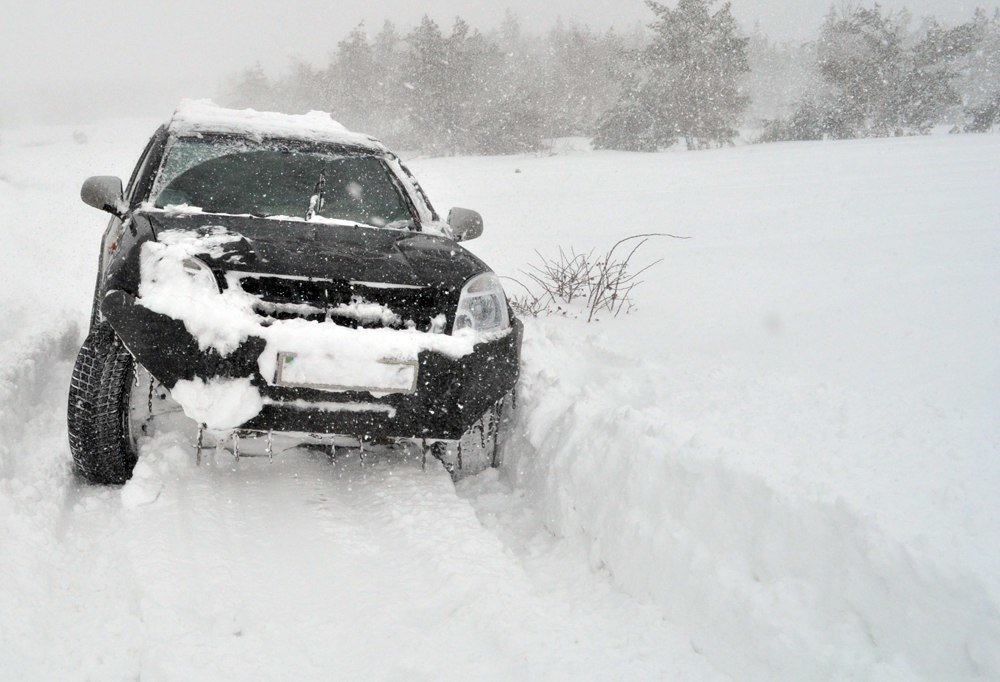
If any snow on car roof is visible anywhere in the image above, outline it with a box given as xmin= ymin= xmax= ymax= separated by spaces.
xmin=167 ymin=99 xmax=387 ymax=152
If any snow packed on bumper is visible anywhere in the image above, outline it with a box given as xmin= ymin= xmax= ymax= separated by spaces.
xmin=136 ymin=228 xmax=492 ymax=428
xmin=169 ymin=377 xmax=264 ymax=430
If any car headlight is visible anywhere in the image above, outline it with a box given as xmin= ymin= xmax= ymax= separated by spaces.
xmin=454 ymin=272 xmax=510 ymax=334
xmin=179 ymin=256 xmax=219 ymax=291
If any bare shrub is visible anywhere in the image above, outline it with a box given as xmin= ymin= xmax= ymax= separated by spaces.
xmin=507 ymin=233 xmax=687 ymax=322
xmin=506 ymin=286 xmax=551 ymax=319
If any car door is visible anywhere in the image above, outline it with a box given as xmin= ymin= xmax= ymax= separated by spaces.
xmin=91 ymin=128 xmax=166 ymax=326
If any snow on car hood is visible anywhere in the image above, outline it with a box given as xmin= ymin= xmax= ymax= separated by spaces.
xmin=137 ymin=210 xmax=487 ymax=289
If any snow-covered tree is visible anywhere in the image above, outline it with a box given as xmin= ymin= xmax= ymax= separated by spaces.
xmin=403 ymin=17 xmax=452 ymax=151
xmin=314 ymin=25 xmax=377 ymax=130
xmin=765 ymin=5 xmax=978 ymax=141
xmin=367 ymin=21 xmax=408 ymax=141
xmin=217 ymin=6 xmax=1000 ymax=151
xmin=818 ymin=6 xmax=960 ymax=135
xmin=958 ymin=9 xmax=1000 ymax=131
xmin=596 ymin=0 xmax=750 ymax=150
xmin=593 ymin=75 xmax=660 ymax=151
xmin=403 ymin=16 xmax=512 ymax=153
xmin=542 ymin=22 xmax=627 ymax=137
xmin=222 ymin=63 xmax=276 ymax=111
xmin=744 ymin=30 xmax=817 ymax=125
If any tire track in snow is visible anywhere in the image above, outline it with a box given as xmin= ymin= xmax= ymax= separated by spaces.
xmin=0 ymin=328 xmax=721 ymax=680
xmin=65 ymin=439 xmax=722 ymax=680
xmin=0 ymin=322 xmax=144 ymax=679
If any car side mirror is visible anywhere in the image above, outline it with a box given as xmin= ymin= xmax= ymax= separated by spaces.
xmin=81 ymin=176 xmax=126 ymax=218
xmin=447 ymin=207 xmax=483 ymax=242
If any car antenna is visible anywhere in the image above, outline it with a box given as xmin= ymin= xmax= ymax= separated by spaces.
xmin=305 ymin=168 xmax=326 ymax=221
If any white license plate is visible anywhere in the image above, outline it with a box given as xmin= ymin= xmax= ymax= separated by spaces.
xmin=273 ymin=351 xmax=418 ymax=394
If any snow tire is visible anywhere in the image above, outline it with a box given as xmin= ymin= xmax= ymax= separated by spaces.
xmin=67 ymin=324 xmax=139 ymax=484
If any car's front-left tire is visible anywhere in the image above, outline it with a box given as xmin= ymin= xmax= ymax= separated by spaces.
xmin=67 ymin=324 xmax=140 ymax=484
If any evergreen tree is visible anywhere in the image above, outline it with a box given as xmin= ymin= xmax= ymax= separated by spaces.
xmin=904 ymin=17 xmax=979 ymax=132
xmin=763 ymin=5 xmax=980 ymax=141
xmin=647 ymin=0 xmax=749 ymax=148
xmin=498 ymin=9 xmax=522 ymax=55
xmin=744 ymin=30 xmax=816 ymax=125
xmin=814 ymin=5 xmax=974 ymax=137
xmin=279 ymin=59 xmax=324 ymax=114
xmin=478 ymin=11 xmax=547 ymax=153
xmin=596 ymin=0 xmax=750 ymax=150
xmin=814 ymin=6 xmax=917 ymax=136
xmin=218 ymin=6 xmax=999 ymax=152
xmin=222 ymin=63 xmax=275 ymax=111
xmin=404 ymin=16 xmax=522 ymax=153
xmin=447 ymin=18 xmax=505 ymax=149
xmin=469 ymin=96 xmax=545 ymax=154
xmin=325 ymin=24 xmax=376 ymax=129
xmin=959 ymin=9 xmax=1000 ymax=130
xmin=369 ymin=21 xmax=408 ymax=140
xmin=543 ymin=22 xmax=626 ymax=136
xmin=404 ymin=16 xmax=453 ymax=152
xmin=593 ymin=77 xmax=660 ymax=151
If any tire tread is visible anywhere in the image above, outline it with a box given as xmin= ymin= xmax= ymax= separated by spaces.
xmin=67 ymin=325 xmax=137 ymax=484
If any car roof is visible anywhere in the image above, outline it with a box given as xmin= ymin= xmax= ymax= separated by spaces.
xmin=166 ymin=99 xmax=388 ymax=153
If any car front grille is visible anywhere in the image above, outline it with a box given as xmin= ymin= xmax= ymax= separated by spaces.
xmin=230 ymin=273 xmax=443 ymax=331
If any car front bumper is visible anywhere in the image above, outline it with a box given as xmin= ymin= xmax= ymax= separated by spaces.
xmin=103 ymin=290 xmax=522 ymax=440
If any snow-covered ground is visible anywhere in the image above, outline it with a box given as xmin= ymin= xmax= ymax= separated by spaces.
xmin=1 ymin=119 xmax=998 ymax=680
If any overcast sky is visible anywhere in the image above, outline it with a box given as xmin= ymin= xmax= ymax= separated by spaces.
xmin=2 ymin=0 xmax=996 ymax=123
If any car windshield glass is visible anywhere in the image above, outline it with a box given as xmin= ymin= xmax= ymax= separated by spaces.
xmin=151 ymin=136 xmax=416 ymax=229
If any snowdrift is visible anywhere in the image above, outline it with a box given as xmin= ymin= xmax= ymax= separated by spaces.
xmin=1 ymin=325 xmax=725 ymax=681
xmin=1 ymin=118 xmax=998 ymax=680
xmin=0 ymin=322 xmax=79 ymax=484
xmin=506 ymin=321 xmax=1000 ymax=680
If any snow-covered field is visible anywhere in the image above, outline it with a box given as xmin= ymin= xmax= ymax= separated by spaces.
xmin=1 ymin=119 xmax=998 ymax=680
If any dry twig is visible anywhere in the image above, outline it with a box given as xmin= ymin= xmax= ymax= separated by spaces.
xmin=507 ymin=233 xmax=687 ymax=321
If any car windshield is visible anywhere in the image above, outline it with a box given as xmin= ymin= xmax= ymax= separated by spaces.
xmin=151 ymin=136 xmax=416 ymax=229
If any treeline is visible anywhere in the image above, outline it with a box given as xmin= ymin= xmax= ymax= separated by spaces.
xmin=760 ymin=6 xmax=1000 ymax=141
xmin=224 ymin=12 xmax=640 ymax=154
xmin=222 ymin=1 xmax=1000 ymax=153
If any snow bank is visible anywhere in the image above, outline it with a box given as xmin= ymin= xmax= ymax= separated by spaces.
xmin=505 ymin=320 xmax=1000 ymax=681
xmin=412 ymin=138 xmax=1000 ymax=681
xmin=0 ymin=322 xmax=79 ymax=483
xmin=4 ymin=114 xmax=998 ymax=680
xmin=120 ymin=433 xmax=197 ymax=508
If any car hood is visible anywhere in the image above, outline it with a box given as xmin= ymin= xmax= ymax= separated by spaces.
xmin=135 ymin=211 xmax=489 ymax=291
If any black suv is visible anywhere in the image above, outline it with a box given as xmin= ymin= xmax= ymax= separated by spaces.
xmin=68 ymin=101 xmax=521 ymax=483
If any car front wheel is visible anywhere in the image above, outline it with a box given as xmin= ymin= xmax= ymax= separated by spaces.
xmin=67 ymin=324 xmax=143 ymax=484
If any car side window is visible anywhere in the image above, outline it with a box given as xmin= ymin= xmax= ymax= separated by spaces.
xmin=125 ymin=127 xmax=167 ymax=206
xmin=95 ymin=129 xmax=164 ymax=286
xmin=384 ymin=155 xmax=440 ymax=225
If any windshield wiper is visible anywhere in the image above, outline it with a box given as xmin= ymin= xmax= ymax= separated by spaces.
xmin=305 ymin=168 xmax=326 ymax=221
